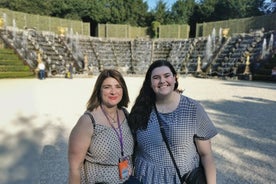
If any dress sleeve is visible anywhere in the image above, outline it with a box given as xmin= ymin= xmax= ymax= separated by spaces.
xmin=195 ymin=102 xmax=218 ymax=140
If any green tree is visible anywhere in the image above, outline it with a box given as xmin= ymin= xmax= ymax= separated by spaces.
xmin=192 ymin=0 xmax=265 ymax=22
xmin=84 ymin=0 xmax=112 ymax=23
xmin=0 ymin=0 xmax=12 ymax=9
xmin=195 ymin=0 xmax=217 ymax=22
xmin=0 ymin=0 xmax=52 ymax=15
xmin=211 ymin=0 xmax=265 ymax=20
xmin=153 ymin=0 xmax=167 ymax=24
xmin=48 ymin=0 xmax=87 ymax=20
xmin=123 ymin=0 xmax=149 ymax=26
xmin=170 ymin=0 xmax=196 ymax=24
xmin=0 ymin=0 xmax=269 ymax=35
xmin=109 ymin=0 xmax=127 ymax=23
xmin=78 ymin=0 xmax=149 ymax=26
xmin=48 ymin=0 xmax=70 ymax=18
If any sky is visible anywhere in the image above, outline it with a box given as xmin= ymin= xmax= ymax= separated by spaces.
xmin=145 ymin=0 xmax=275 ymax=11
xmin=145 ymin=0 xmax=177 ymax=10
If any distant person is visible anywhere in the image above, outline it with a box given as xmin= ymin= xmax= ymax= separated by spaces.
xmin=68 ymin=69 xmax=140 ymax=184
xmin=37 ymin=62 xmax=46 ymax=79
xmin=272 ymin=67 xmax=276 ymax=80
xmin=67 ymin=62 xmax=74 ymax=79
xmin=129 ymin=60 xmax=218 ymax=184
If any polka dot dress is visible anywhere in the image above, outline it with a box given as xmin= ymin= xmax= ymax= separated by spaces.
xmin=80 ymin=114 xmax=134 ymax=184
xmin=134 ymin=95 xmax=217 ymax=184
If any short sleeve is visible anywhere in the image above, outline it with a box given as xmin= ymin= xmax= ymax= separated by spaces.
xmin=195 ymin=102 xmax=217 ymax=140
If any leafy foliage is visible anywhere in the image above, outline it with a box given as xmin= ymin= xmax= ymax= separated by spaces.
xmin=170 ymin=0 xmax=196 ymax=24
xmin=0 ymin=0 xmax=273 ymax=31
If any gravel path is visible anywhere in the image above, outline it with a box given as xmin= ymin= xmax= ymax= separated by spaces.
xmin=0 ymin=77 xmax=275 ymax=184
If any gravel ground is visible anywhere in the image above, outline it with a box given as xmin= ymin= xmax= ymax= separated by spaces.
xmin=0 ymin=76 xmax=275 ymax=184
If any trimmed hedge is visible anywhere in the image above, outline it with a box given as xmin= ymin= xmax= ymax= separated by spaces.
xmin=0 ymin=71 xmax=35 ymax=78
xmin=0 ymin=47 xmax=35 ymax=78
xmin=0 ymin=65 xmax=31 ymax=72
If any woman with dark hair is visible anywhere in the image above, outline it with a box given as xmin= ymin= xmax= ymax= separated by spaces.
xmin=68 ymin=69 xmax=134 ymax=184
xmin=129 ymin=60 xmax=217 ymax=184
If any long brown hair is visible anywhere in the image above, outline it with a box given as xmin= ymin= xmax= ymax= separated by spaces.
xmin=129 ymin=60 xmax=178 ymax=131
xmin=86 ymin=69 xmax=130 ymax=111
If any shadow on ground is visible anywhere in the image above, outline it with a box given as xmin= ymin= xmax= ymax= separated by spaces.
xmin=0 ymin=114 xmax=69 ymax=184
xmin=201 ymin=96 xmax=276 ymax=184
xmin=0 ymin=80 xmax=275 ymax=184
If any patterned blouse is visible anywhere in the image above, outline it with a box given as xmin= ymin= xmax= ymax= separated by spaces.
xmin=134 ymin=95 xmax=217 ymax=184
xmin=80 ymin=111 xmax=134 ymax=184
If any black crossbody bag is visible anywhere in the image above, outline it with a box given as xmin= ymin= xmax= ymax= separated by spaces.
xmin=153 ymin=105 xmax=206 ymax=184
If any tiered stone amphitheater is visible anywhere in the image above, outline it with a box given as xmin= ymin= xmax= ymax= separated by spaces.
xmin=0 ymin=25 xmax=275 ymax=80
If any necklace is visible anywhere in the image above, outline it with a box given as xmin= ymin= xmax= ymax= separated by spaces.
xmin=100 ymin=105 xmax=118 ymax=124
xmin=106 ymin=112 xmax=117 ymax=123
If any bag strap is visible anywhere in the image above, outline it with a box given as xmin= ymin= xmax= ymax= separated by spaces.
xmin=84 ymin=112 xmax=96 ymax=129
xmin=122 ymin=107 xmax=129 ymax=120
xmin=153 ymin=104 xmax=183 ymax=183
xmin=85 ymin=108 xmax=128 ymax=128
xmin=82 ymin=111 xmax=94 ymax=184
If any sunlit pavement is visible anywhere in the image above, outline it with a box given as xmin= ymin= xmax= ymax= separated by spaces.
xmin=0 ymin=77 xmax=275 ymax=184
